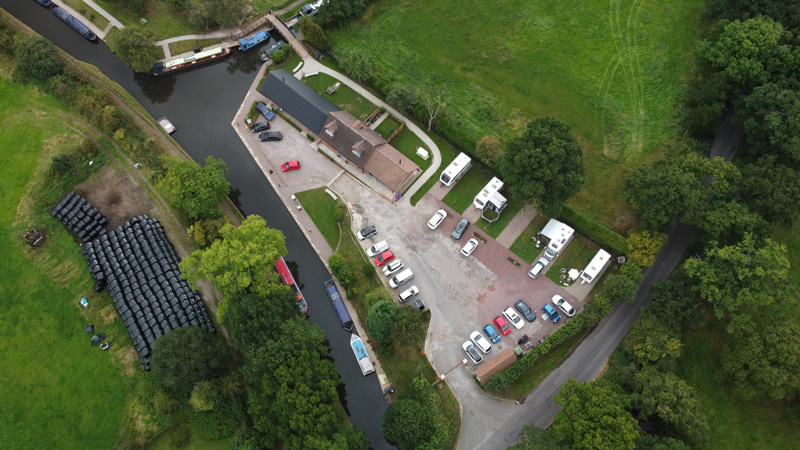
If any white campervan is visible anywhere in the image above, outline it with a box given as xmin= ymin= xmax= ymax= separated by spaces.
xmin=540 ymin=219 xmax=574 ymax=261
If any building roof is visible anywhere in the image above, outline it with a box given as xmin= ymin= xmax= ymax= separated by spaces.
xmin=364 ymin=144 xmax=421 ymax=192
xmin=319 ymin=111 xmax=386 ymax=168
xmin=258 ymin=70 xmax=337 ymax=133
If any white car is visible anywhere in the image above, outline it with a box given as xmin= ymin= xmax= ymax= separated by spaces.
xmin=552 ymin=295 xmax=576 ymax=317
xmin=382 ymin=260 xmax=405 ymax=277
xmin=470 ymin=330 xmax=492 ymax=353
xmin=398 ymin=285 xmax=419 ymax=303
xmin=427 ymin=209 xmax=447 ymax=230
xmin=461 ymin=238 xmax=479 ymax=257
xmin=502 ymin=306 xmax=524 ymax=330
xmin=528 ymin=257 xmax=549 ymax=279
xmin=366 ymin=240 xmax=389 ymax=258
xmin=462 ymin=340 xmax=483 ymax=364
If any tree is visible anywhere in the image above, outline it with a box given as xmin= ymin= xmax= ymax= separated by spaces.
xmin=390 ymin=305 xmax=426 ymax=347
xmin=419 ymin=80 xmax=451 ymax=131
xmin=509 ymin=425 xmax=567 ymax=450
xmin=367 ymin=300 xmax=399 ymax=344
xmin=328 ymin=253 xmax=353 ymax=287
xmin=180 ymin=215 xmax=287 ymax=309
xmin=107 ymin=26 xmax=160 ymax=73
xmin=690 ymin=199 xmax=770 ymax=245
xmin=150 ymin=326 xmax=228 ymax=398
xmin=383 ymin=377 xmax=450 ymax=450
xmin=735 ymin=82 xmax=800 ymax=162
xmin=318 ymin=0 xmax=367 ymax=27
xmin=123 ymin=0 xmax=149 ymax=15
xmin=602 ymin=274 xmax=638 ymax=305
xmin=300 ymin=16 xmax=329 ymax=50
xmin=156 ymin=155 xmax=230 ymax=221
xmin=632 ymin=367 xmax=709 ymax=446
xmin=15 ymin=35 xmax=62 ymax=81
xmin=735 ymin=156 xmax=800 ymax=225
xmin=626 ymin=228 xmax=666 ymax=267
xmin=643 ymin=269 xmax=704 ymax=333
xmin=474 ymin=135 xmax=504 ymax=168
xmin=185 ymin=0 xmax=249 ymax=29
xmin=722 ymin=321 xmax=800 ymax=401
xmin=224 ymin=288 xmax=299 ymax=355
xmin=500 ymin=117 xmax=586 ymax=217
xmin=623 ymin=315 xmax=682 ymax=367
xmin=684 ymin=233 xmax=790 ymax=333
xmin=552 ymin=378 xmax=638 ymax=450
xmin=635 ymin=434 xmax=691 ymax=450
xmin=0 ymin=17 xmax=18 ymax=55
xmin=333 ymin=46 xmax=373 ymax=82
xmin=387 ymin=83 xmax=418 ymax=111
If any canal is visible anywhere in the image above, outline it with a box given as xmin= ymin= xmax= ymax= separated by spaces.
xmin=0 ymin=2 xmax=391 ymax=448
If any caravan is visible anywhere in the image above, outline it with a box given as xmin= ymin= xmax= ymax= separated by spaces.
xmin=473 ymin=177 xmax=503 ymax=209
xmin=580 ymin=249 xmax=612 ymax=284
xmin=440 ymin=153 xmax=472 ymax=186
xmin=540 ymin=219 xmax=574 ymax=261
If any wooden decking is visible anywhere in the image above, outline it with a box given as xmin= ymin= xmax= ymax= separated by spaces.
xmin=265 ymin=13 xmax=309 ymax=59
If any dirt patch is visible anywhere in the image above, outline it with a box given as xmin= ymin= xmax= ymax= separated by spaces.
xmin=118 ymin=347 xmax=139 ymax=378
xmin=75 ymin=165 xmax=156 ymax=230
xmin=100 ymin=305 xmax=118 ymax=325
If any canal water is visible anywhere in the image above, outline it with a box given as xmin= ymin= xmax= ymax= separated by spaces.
xmin=0 ymin=2 xmax=391 ymax=448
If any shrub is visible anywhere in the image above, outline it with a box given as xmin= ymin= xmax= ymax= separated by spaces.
xmin=334 ymin=205 xmax=344 ymax=223
xmin=602 ymin=274 xmax=638 ymax=305
xmin=15 ymin=35 xmax=62 ymax=81
xmin=626 ymin=229 xmax=667 ymax=267
xmin=328 ymin=253 xmax=353 ymax=287
xmin=50 ymin=155 xmax=73 ymax=177
xmin=559 ymin=206 xmax=628 ymax=254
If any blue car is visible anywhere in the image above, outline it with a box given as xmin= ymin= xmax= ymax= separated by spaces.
xmin=255 ymin=102 xmax=275 ymax=121
xmin=542 ymin=304 xmax=561 ymax=323
xmin=483 ymin=324 xmax=500 ymax=343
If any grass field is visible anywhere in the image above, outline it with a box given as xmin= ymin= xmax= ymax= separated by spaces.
xmin=544 ymin=236 xmax=597 ymax=285
xmin=441 ymin=166 xmax=493 ymax=214
xmin=303 ymin=73 xmax=378 ymax=121
xmin=330 ymin=0 xmax=705 ymax=230
xmin=168 ymin=38 xmax=225 ymax=56
xmin=295 ymin=188 xmax=342 ymax=250
xmin=0 ymin=77 xmax=129 ymax=449
xmin=86 ymin=0 xmax=200 ymax=40
xmin=62 ymin=0 xmax=110 ymax=30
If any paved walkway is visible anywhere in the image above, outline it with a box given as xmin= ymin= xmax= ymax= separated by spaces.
xmin=496 ymin=204 xmax=536 ymax=247
xmin=155 ymin=27 xmax=242 ymax=59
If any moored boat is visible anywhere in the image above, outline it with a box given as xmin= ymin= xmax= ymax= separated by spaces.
xmin=151 ymin=47 xmax=232 ymax=76
xmin=351 ymin=334 xmax=375 ymax=376
xmin=51 ymin=6 xmax=96 ymax=41
xmin=238 ymin=30 xmax=269 ymax=52
xmin=275 ymin=256 xmax=308 ymax=314
xmin=33 ymin=0 xmax=52 ymax=7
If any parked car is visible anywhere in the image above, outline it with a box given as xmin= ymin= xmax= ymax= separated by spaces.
xmin=411 ymin=299 xmax=425 ymax=311
xmin=462 ymin=340 xmax=483 ymax=364
xmin=366 ymin=240 xmax=389 ymax=258
xmin=427 ymin=209 xmax=447 ymax=230
xmin=389 ymin=268 xmax=414 ymax=288
xmin=357 ymin=225 xmax=377 ymax=240
xmin=374 ymin=250 xmax=394 ymax=266
xmin=470 ymin=331 xmax=492 ymax=353
xmin=552 ymin=295 xmax=576 ymax=317
xmin=483 ymin=324 xmax=500 ymax=343
xmin=280 ymin=160 xmax=300 ymax=171
xmin=528 ymin=257 xmax=549 ymax=279
xmin=451 ymin=218 xmax=470 ymax=240
xmin=255 ymin=102 xmax=275 ymax=120
xmin=250 ymin=121 xmax=270 ymax=132
xmin=503 ymin=306 xmax=524 ymax=330
xmin=259 ymin=131 xmax=282 ymax=141
xmin=461 ymin=238 xmax=479 ymax=257
xmin=515 ymin=299 xmax=536 ymax=322
xmin=398 ymin=285 xmax=419 ymax=303
xmin=542 ymin=304 xmax=561 ymax=322
xmin=382 ymin=260 xmax=405 ymax=277
xmin=494 ymin=316 xmax=511 ymax=335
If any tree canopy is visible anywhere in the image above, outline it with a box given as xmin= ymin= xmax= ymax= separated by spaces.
xmin=383 ymin=377 xmax=450 ymax=450
xmin=475 ymin=135 xmax=504 ymax=169
xmin=366 ymin=300 xmax=399 ymax=344
xmin=300 ymin=16 xmax=329 ymax=50
xmin=623 ymin=315 xmax=683 ymax=368
xmin=643 ymin=269 xmax=704 ymax=334
xmin=500 ymin=117 xmax=586 ymax=217
xmin=108 ymin=26 xmax=161 ymax=73
xmin=553 ymin=378 xmax=638 ymax=450
xmin=734 ymin=156 xmax=800 ymax=224
xmin=156 ymin=155 xmax=230 ymax=221
xmin=150 ymin=326 xmax=228 ymax=398
xmin=15 ymin=35 xmax=62 ymax=81
xmin=318 ymin=0 xmax=368 ymax=28
xmin=223 ymin=287 xmax=299 ymax=355
xmin=735 ymin=82 xmax=800 ymax=162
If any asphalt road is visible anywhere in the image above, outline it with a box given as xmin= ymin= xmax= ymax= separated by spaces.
xmin=475 ymin=112 xmax=743 ymax=449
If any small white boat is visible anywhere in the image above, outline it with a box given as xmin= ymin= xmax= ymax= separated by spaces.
xmin=351 ymin=334 xmax=375 ymax=376
xmin=157 ymin=116 xmax=176 ymax=134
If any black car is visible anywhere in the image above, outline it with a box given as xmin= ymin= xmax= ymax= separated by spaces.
xmin=515 ymin=299 xmax=536 ymax=322
xmin=357 ymin=225 xmax=377 ymax=240
xmin=411 ymin=299 xmax=425 ymax=311
xmin=250 ymin=121 xmax=271 ymax=133
xmin=451 ymin=218 xmax=470 ymax=240
xmin=259 ymin=131 xmax=282 ymax=141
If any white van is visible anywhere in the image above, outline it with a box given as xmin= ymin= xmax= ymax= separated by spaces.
xmin=398 ymin=285 xmax=419 ymax=303
xmin=389 ymin=268 xmax=414 ymax=289
xmin=366 ymin=240 xmax=389 ymax=257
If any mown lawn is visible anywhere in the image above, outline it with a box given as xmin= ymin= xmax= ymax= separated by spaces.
xmin=62 ymin=0 xmax=110 ymax=30
xmin=375 ymin=115 xmax=401 ymax=137
xmin=330 ymin=0 xmax=705 ymax=230
xmin=389 ymin=128 xmax=432 ymax=174
xmin=410 ymin=133 xmax=459 ymax=205
xmin=87 ymin=0 xmax=200 ymax=40
xmin=441 ymin=166 xmax=493 ymax=215
xmin=168 ymin=37 xmax=226 ymax=56
xmin=295 ymin=188 xmax=342 ymax=250
xmin=509 ymin=215 xmax=550 ymax=264
xmin=544 ymin=235 xmax=598 ymax=285
xmin=0 ymin=78 xmax=129 ymax=449
xmin=302 ymin=72 xmax=378 ymax=121
xmin=475 ymin=195 xmax=525 ymax=239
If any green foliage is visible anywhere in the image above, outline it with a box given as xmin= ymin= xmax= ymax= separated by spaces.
xmin=300 ymin=16 xmax=329 ymax=50
xmin=553 ymin=378 xmax=638 ymax=450
xmin=509 ymin=425 xmax=568 ymax=450
xmin=328 ymin=253 xmax=353 ymax=287
xmin=558 ymin=206 xmax=628 ymax=254
xmin=635 ymin=434 xmax=691 ymax=450
xmin=107 ymin=25 xmax=161 ymax=73
xmin=722 ymin=321 xmax=800 ymax=401
xmin=643 ymin=269 xmax=704 ymax=333
xmin=49 ymin=154 xmax=73 ymax=177
xmin=223 ymin=288 xmax=299 ymax=356
xmin=382 ymin=377 xmax=450 ymax=450
xmin=156 ymin=155 xmax=230 ymax=221
xmin=602 ymin=274 xmax=638 ymax=305
xmin=185 ymin=0 xmax=249 ymax=29
xmin=735 ymin=155 xmax=800 ymax=225
xmin=124 ymin=0 xmax=149 ymax=15
xmin=386 ymin=83 xmax=418 ymax=111
xmin=333 ymin=205 xmax=344 ymax=223
xmin=150 ymin=327 xmax=228 ymax=398
xmin=180 ymin=215 xmax=287 ymax=309
xmin=364 ymin=286 xmax=391 ymax=310
xmin=474 ymin=135 xmax=503 ymax=169
xmin=187 ymin=217 xmax=226 ymax=249
xmin=0 ymin=16 xmax=18 ymax=55
xmin=189 ymin=380 xmax=216 ymax=412
xmin=735 ymin=82 xmax=800 ymax=161
xmin=366 ymin=300 xmax=399 ymax=344
xmin=390 ymin=305 xmax=426 ymax=347
xmin=623 ymin=315 xmax=682 ymax=368
xmin=15 ymin=35 xmax=62 ymax=81
xmin=333 ymin=45 xmax=374 ymax=82
xmin=626 ymin=228 xmax=666 ymax=267
xmin=318 ymin=0 xmax=367 ymax=27
xmin=684 ymin=233 xmax=790 ymax=333
xmin=500 ymin=117 xmax=585 ymax=217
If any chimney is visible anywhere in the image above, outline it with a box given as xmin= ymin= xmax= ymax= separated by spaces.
xmin=353 ymin=120 xmax=364 ymax=129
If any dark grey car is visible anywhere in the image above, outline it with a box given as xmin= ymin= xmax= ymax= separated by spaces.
xmin=259 ymin=131 xmax=282 ymax=141
xmin=451 ymin=218 xmax=470 ymax=240
xmin=515 ymin=299 xmax=536 ymax=322
xmin=250 ymin=121 xmax=270 ymax=133
xmin=357 ymin=225 xmax=377 ymax=240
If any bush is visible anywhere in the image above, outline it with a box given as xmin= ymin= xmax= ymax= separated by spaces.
xmin=366 ymin=300 xmax=399 ymax=343
xmin=627 ymin=229 xmax=667 ymax=267
xmin=334 ymin=205 xmax=344 ymax=223
xmin=50 ymin=155 xmax=74 ymax=177
xmin=602 ymin=274 xmax=638 ymax=305
xmin=328 ymin=253 xmax=353 ymax=287
xmin=559 ymin=205 xmax=628 ymax=254
xmin=15 ymin=35 xmax=62 ymax=81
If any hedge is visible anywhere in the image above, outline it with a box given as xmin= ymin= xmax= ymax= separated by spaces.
xmin=559 ymin=206 xmax=628 ymax=254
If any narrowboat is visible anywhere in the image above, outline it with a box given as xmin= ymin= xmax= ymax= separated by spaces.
xmin=323 ymin=279 xmax=353 ymax=331
xmin=151 ymin=47 xmax=231 ymax=76
xmin=51 ymin=7 xmax=96 ymax=41
xmin=275 ymin=256 xmax=308 ymax=314
xmin=238 ymin=30 xmax=268 ymax=52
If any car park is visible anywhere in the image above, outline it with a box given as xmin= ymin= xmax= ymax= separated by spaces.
xmin=382 ymin=260 xmax=405 ymax=276
xmin=281 ymin=160 xmax=300 ymax=172
xmin=462 ymin=340 xmax=483 ymax=364
xmin=542 ymin=304 xmax=561 ymax=322
xmin=494 ymin=316 xmax=511 ymax=335
xmin=374 ymin=250 xmax=394 ymax=266
xmin=398 ymin=285 xmax=419 ymax=303
xmin=552 ymin=295 xmax=576 ymax=317
xmin=528 ymin=257 xmax=548 ymax=279
xmin=461 ymin=238 xmax=479 ymax=257
xmin=411 ymin=299 xmax=425 ymax=311
xmin=515 ymin=299 xmax=536 ymax=322
xmin=502 ymin=306 xmax=524 ymax=330
xmin=357 ymin=225 xmax=377 ymax=240
xmin=259 ymin=131 xmax=282 ymax=141
xmin=366 ymin=240 xmax=389 ymax=258
xmin=427 ymin=209 xmax=447 ymax=230
xmin=483 ymin=324 xmax=500 ymax=343
xmin=470 ymin=330 xmax=492 ymax=353
xmin=451 ymin=218 xmax=470 ymax=240
xmin=250 ymin=121 xmax=270 ymax=132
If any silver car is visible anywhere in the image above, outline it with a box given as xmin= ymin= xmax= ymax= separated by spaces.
xmin=462 ymin=340 xmax=483 ymax=364
xmin=552 ymin=295 xmax=576 ymax=317
xmin=528 ymin=257 xmax=549 ymax=279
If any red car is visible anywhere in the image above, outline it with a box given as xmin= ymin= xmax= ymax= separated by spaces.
xmin=281 ymin=160 xmax=300 ymax=172
xmin=374 ymin=250 xmax=394 ymax=266
xmin=494 ymin=316 xmax=511 ymax=335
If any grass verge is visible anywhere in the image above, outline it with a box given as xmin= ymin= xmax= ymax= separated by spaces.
xmin=295 ymin=188 xmax=341 ymax=249
xmin=409 ymin=133 xmax=459 ymax=205
xmin=544 ymin=235 xmax=598 ymax=285
xmin=441 ymin=165 xmax=493 ymax=214
xmin=62 ymin=0 xmax=110 ymax=30
xmin=302 ymin=72 xmax=377 ymax=120
xmin=509 ymin=215 xmax=550 ymax=264
xmin=475 ymin=196 xmax=525 ymax=239
xmin=168 ymin=38 xmax=225 ymax=56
